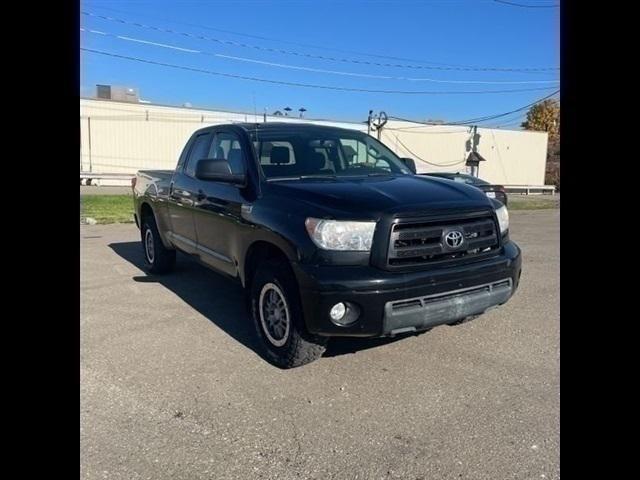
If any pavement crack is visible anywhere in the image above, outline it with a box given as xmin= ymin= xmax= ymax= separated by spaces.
xmin=281 ymin=408 xmax=303 ymax=470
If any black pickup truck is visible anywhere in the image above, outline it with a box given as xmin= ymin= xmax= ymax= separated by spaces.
xmin=133 ymin=123 xmax=521 ymax=368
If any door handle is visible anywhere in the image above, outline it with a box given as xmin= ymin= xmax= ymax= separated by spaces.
xmin=169 ymin=182 xmax=180 ymax=200
xmin=170 ymin=187 xmax=188 ymax=202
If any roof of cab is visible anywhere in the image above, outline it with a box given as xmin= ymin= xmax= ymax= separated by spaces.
xmin=229 ymin=122 xmax=365 ymax=134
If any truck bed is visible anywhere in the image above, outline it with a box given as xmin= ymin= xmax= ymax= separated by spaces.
xmin=134 ymin=170 xmax=174 ymax=202
xmin=137 ymin=169 xmax=174 ymax=179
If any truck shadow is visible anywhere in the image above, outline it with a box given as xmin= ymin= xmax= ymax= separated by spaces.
xmin=108 ymin=242 xmax=411 ymax=361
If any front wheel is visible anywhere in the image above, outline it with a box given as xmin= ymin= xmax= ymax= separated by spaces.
xmin=250 ymin=261 xmax=327 ymax=368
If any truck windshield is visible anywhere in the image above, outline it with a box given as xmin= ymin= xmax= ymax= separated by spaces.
xmin=251 ymin=130 xmax=412 ymax=179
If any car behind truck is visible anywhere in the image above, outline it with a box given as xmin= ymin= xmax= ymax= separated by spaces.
xmin=133 ymin=123 xmax=521 ymax=368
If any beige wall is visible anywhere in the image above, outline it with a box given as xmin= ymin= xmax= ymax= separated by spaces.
xmin=380 ymin=121 xmax=548 ymax=185
xmin=80 ymin=98 xmax=547 ymax=185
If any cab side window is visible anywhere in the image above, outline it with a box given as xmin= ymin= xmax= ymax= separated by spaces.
xmin=210 ymin=132 xmax=246 ymax=175
xmin=184 ymin=132 xmax=213 ymax=178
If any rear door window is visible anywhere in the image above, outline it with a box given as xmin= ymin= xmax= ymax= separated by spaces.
xmin=257 ymin=141 xmax=296 ymax=165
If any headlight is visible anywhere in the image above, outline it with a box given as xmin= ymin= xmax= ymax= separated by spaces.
xmin=495 ymin=205 xmax=509 ymax=234
xmin=305 ymin=218 xmax=376 ymax=251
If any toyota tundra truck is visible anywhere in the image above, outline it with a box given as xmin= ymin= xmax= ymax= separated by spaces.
xmin=133 ymin=123 xmax=521 ymax=368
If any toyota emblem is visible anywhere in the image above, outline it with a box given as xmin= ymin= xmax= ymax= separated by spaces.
xmin=444 ymin=230 xmax=464 ymax=248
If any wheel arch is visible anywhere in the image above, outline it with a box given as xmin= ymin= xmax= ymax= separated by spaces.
xmin=139 ymin=201 xmax=154 ymax=223
xmin=139 ymin=200 xmax=173 ymax=249
xmin=242 ymin=241 xmax=294 ymax=289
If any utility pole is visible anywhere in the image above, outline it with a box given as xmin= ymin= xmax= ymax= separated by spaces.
xmin=465 ymin=125 xmax=485 ymax=178
xmin=367 ymin=110 xmax=373 ymax=136
xmin=469 ymin=125 xmax=477 ymax=177
xmin=80 ymin=117 xmax=82 ymax=173
xmin=87 ymin=116 xmax=92 ymax=173
xmin=371 ymin=111 xmax=388 ymax=141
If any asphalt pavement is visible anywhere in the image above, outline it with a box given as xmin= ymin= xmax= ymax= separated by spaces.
xmin=81 ymin=209 xmax=559 ymax=480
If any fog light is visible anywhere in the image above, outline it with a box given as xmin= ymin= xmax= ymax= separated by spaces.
xmin=329 ymin=302 xmax=360 ymax=326
xmin=330 ymin=302 xmax=347 ymax=321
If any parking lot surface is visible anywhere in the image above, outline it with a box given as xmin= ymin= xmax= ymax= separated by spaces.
xmin=81 ymin=210 xmax=559 ymax=480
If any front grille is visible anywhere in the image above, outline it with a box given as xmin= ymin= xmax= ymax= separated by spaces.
xmin=387 ymin=212 xmax=500 ymax=268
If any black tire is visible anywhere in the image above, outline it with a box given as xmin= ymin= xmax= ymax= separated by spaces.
xmin=141 ymin=215 xmax=176 ymax=274
xmin=250 ymin=260 xmax=327 ymax=368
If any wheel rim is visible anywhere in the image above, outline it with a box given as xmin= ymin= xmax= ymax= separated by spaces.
xmin=259 ymin=283 xmax=290 ymax=347
xmin=144 ymin=228 xmax=155 ymax=264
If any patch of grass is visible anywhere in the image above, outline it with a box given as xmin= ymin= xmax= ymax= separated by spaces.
xmin=508 ymin=197 xmax=560 ymax=210
xmin=80 ymin=195 xmax=135 ymax=224
xmin=78 ymin=193 xmax=557 ymax=225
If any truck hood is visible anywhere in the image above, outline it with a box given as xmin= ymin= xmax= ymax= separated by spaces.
xmin=266 ymin=174 xmax=493 ymax=218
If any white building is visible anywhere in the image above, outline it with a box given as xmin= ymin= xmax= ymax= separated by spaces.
xmin=80 ymin=97 xmax=547 ymax=186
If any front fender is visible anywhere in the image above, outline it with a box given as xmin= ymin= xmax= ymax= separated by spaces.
xmin=235 ymin=201 xmax=307 ymax=286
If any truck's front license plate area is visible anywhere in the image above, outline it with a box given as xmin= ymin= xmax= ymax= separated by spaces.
xmin=383 ymin=279 xmax=512 ymax=335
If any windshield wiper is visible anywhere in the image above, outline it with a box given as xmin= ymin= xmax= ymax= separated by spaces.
xmin=267 ymin=176 xmax=302 ymax=182
xmin=267 ymin=174 xmax=338 ymax=182
xmin=299 ymin=174 xmax=338 ymax=180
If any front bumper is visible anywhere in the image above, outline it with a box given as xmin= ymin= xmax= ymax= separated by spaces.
xmin=293 ymin=240 xmax=521 ymax=337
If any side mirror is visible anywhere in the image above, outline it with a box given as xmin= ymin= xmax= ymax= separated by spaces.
xmin=400 ymin=157 xmax=417 ymax=174
xmin=195 ymin=158 xmax=247 ymax=186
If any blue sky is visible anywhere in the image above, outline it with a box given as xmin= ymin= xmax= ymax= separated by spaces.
xmin=80 ymin=0 xmax=559 ymax=126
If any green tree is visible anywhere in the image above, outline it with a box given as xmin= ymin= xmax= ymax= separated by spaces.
xmin=522 ymin=99 xmax=560 ymax=190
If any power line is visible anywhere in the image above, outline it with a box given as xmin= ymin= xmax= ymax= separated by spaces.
xmin=80 ymin=47 xmax=559 ymax=95
xmin=388 ymin=89 xmax=559 ymax=125
xmin=384 ymin=127 xmax=469 ymax=134
xmin=81 ymin=27 xmax=559 ymax=86
xmin=388 ymin=133 xmax=466 ymax=167
xmin=85 ymin=4 xmax=558 ymax=74
xmin=81 ymin=10 xmax=559 ymax=73
xmin=448 ymin=90 xmax=559 ymax=124
xmin=491 ymin=120 xmax=525 ymax=129
xmin=471 ymin=108 xmax=527 ymax=128
xmin=83 ymin=3 xmax=519 ymax=70
xmin=484 ymin=110 xmax=528 ymax=128
xmin=494 ymin=0 xmax=559 ymax=8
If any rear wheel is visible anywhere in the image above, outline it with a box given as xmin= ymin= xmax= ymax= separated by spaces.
xmin=250 ymin=261 xmax=327 ymax=368
xmin=141 ymin=215 xmax=176 ymax=274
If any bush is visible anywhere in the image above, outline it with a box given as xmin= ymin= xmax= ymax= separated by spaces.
xmin=545 ymin=162 xmax=560 ymax=192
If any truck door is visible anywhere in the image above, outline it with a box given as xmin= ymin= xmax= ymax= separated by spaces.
xmin=167 ymin=131 xmax=213 ymax=255
xmin=192 ymin=130 xmax=249 ymax=276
